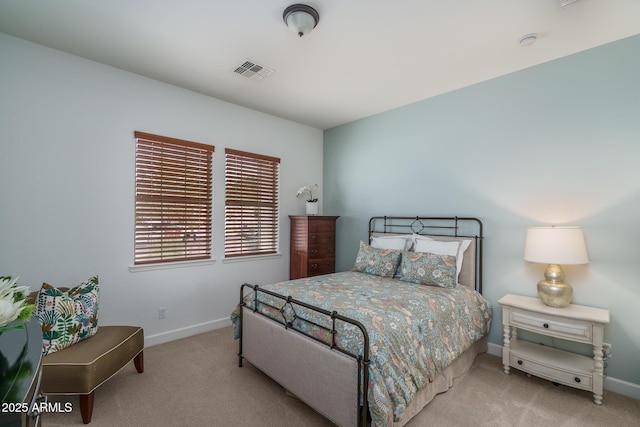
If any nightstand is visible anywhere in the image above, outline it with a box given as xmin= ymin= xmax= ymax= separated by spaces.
xmin=498 ymin=294 xmax=610 ymax=404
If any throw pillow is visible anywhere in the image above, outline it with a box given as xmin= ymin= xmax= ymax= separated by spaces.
xmin=36 ymin=276 xmax=99 ymax=356
xmin=398 ymin=252 xmax=457 ymax=288
xmin=352 ymin=241 xmax=401 ymax=278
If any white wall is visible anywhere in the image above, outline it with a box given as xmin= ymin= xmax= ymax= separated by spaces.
xmin=0 ymin=33 xmax=323 ymax=345
xmin=324 ymin=34 xmax=640 ymax=392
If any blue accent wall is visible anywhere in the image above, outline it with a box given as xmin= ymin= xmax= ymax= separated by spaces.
xmin=324 ymin=35 xmax=640 ymax=386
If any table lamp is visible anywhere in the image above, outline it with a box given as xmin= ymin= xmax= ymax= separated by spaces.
xmin=524 ymin=226 xmax=589 ymax=308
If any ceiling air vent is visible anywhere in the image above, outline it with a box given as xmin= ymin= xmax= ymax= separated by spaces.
xmin=559 ymin=0 xmax=579 ymax=7
xmin=233 ymin=60 xmax=275 ymax=81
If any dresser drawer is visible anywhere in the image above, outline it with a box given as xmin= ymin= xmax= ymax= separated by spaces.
xmin=308 ymin=232 xmax=335 ymax=247
xmin=308 ymin=221 xmax=336 ymax=234
xmin=309 ymin=247 xmax=335 ymax=259
xmin=308 ymin=259 xmax=335 ymax=276
xmin=309 ymin=235 xmax=335 ymax=257
xmin=509 ymin=353 xmax=592 ymax=391
xmin=510 ymin=310 xmax=592 ymax=343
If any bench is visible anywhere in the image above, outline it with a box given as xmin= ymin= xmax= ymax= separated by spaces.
xmin=29 ymin=290 xmax=144 ymax=423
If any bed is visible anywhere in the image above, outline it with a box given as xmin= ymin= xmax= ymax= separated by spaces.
xmin=231 ymin=216 xmax=492 ymax=427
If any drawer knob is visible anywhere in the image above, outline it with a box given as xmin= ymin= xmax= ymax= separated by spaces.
xmin=517 ymin=360 xmax=523 ymax=365
xmin=543 ymin=323 xmax=549 ymax=329
xmin=574 ymin=377 xmax=581 ymax=383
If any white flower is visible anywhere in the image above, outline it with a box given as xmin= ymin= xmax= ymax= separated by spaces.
xmin=0 ymin=299 xmax=19 ymax=325
xmin=0 ymin=276 xmax=34 ymax=329
xmin=0 ymin=276 xmax=28 ymax=300
xmin=0 ymin=275 xmax=18 ymax=298
xmin=296 ymin=184 xmax=319 ymax=202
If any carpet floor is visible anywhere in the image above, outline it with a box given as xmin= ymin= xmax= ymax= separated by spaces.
xmin=42 ymin=326 xmax=640 ymax=426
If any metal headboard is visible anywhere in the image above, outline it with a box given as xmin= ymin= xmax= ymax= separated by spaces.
xmin=368 ymin=216 xmax=484 ymax=294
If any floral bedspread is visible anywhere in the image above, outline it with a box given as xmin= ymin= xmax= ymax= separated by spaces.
xmin=231 ymin=271 xmax=492 ymax=427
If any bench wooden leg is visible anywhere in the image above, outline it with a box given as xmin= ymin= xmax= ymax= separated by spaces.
xmin=134 ymin=351 xmax=144 ymax=373
xmin=80 ymin=391 xmax=94 ymax=424
xmin=75 ymin=351 xmax=142 ymax=424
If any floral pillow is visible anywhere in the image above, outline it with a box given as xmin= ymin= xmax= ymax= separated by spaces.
xmin=352 ymin=241 xmax=401 ymax=278
xmin=414 ymin=236 xmax=471 ymax=284
xmin=398 ymin=252 xmax=457 ymax=288
xmin=35 ymin=276 xmax=99 ymax=356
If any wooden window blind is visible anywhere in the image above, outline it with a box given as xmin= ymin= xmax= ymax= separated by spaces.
xmin=134 ymin=131 xmax=214 ymax=265
xmin=224 ymin=148 xmax=280 ymax=257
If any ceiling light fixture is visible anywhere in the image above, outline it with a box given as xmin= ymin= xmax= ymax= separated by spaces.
xmin=283 ymin=4 xmax=319 ymax=37
xmin=519 ymin=33 xmax=538 ymax=47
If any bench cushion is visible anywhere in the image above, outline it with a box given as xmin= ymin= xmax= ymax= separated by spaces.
xmin=41 ymin=325 xmax=143 ymax=395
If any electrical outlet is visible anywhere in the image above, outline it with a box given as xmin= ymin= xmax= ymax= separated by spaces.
xmin=602 ymin=342 xmax=612 ymax=358
xmin=158 ymin=307 xmax=167 ymax=319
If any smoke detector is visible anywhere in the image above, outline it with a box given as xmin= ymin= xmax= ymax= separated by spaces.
xmin=519 ymin=33 xmax=538 ymax=47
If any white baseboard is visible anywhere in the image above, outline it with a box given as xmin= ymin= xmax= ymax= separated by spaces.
xmin=487 ymin=341 xmax=502 ymax=357
xmin=144 ymin=317 xmax=232 ymax=348
xmin=604 ymin=376 xmax=640 ymax=400
xmin=486 ymin=342 xmax=640 ymax=400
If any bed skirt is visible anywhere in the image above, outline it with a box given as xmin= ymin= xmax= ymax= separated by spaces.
xmin=394 ymin=335 xmax=488 ymax=426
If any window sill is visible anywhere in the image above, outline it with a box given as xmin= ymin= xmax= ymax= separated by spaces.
xmin=222 ymin=253 xmax=282 ymax=264
xmin=129 ymin=258 xmax=216 ymax=272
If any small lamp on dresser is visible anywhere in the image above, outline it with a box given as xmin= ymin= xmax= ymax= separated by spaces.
xmin=524 ymin=225 xmax=589 ymax=308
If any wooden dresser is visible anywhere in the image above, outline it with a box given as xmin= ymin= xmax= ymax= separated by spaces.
xmin=289 ymin=215 xmax=339 ymax=279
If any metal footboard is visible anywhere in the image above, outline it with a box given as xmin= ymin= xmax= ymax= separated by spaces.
xmin=238 ymin=283 xmax=370 ymax=427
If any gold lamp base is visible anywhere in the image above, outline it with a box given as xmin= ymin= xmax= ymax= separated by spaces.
xmin=537 ymin=264 xmax=573 ymax=308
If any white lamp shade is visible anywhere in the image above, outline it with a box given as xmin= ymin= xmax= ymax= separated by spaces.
xmin=524 ymin=226 xmax=589 ymax=265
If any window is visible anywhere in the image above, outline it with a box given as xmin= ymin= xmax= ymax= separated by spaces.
xmin=134 ymin=131 xmax=214 ymax=265
xmin=224 ymin=148 xmax=280 ymax=257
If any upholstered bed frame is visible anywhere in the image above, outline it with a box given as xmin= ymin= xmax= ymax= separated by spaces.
xmin=238 ymin=216 xmax=486 ymax=427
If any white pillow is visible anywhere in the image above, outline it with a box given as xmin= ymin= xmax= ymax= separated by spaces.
xmin=413 ymin=237 xmax=472 ymax=283
xmin=413 ymin=238 xmax=460 ymax=257
xmin=370 ymin=235 xmax=413 ymax=251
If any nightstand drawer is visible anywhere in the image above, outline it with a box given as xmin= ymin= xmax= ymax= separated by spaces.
xmin=509 ymin=353 xmax=592 ymax=391
xmin=510 ymin=310 xmax=592 ymax=342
